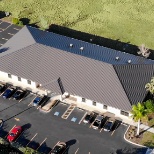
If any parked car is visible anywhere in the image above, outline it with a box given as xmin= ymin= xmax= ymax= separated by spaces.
xmin=33 ymin=96 xmax=43 ymax=106
xmin=104 ymin=118 xmax=115 ymax=132
xmin=7 ymin=126 xmax=22 ymax=142
xmin=50 ymin=142 xmax=67 ymax=154
xmin=0 ymin=83 xmax=6 ymax=93
xmin=2 ymin=86 xmax=16 ymax=99
xmin=83 ymin=112 xmax=95 ymax=124
xmin=12 ymin=89 xmax=25 ymax=100
xmin=0 ymin=119 xmax=4 ymax=129
xmin=92 ymin=115 xmax=103 ymax=130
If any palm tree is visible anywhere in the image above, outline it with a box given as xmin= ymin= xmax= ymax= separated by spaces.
xmin=131 ymin=102 xmax=148 ymax=136
xmin=145 ymin=77 xmax=154 ymax=94
xmin=144 ymin=99 xmax=154 ymax=113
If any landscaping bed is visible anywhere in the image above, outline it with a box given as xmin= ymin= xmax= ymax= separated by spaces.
xmin=125 ymin=125 xmax=154 ymax=148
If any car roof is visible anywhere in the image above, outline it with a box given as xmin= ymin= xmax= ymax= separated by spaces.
xmin=95 ymin=115 xmax=103 ymax=121
xmin=11 ymin=126 xmax=21 ymax=133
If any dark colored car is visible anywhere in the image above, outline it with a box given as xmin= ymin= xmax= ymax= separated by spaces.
xmin=12 ymin=89 xmax=25 ymax=100
xmin=0 ymin=83 xmax=6 ymax=93
xmin=33 ymin=96 xmax=42 ymax=106
xmin=7 ymin=126 xmax=22 ymax=142
xmin=83 ymin=112 xmax=95 ymax=124
xmin=104 ymin=119 xmax=115 ymax=132
xmin=50 ymin=142 xmax=67 ymax=154
xmin=2 ymin=86 xmax=16 ymax=99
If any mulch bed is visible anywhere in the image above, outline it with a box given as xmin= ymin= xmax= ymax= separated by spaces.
xmin=125 ymin=125 xmax=144 ymax=144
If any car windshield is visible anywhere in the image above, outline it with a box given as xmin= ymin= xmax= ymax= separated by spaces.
xmin=9 ymin=133 xmax=15 ymax=137
xmin=52 ymin=145 xmax=62 ymax=153
xmin=34 ymin=97 xmax=41 ymax=104
xmin=15 ymin=91 xmax=22 ymax=96
xmin=85 ymin=114 xmax=90 ymax=121
xmin=93 ymin=121 xmax=100 ymax=127
xmin=105 ymin=122 xmax=112 ymax=129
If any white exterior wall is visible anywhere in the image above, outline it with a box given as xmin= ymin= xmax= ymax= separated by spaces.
xmin=71 ymin=95 xmax=130 ymax=118
xmin=0 ymin=71 xmax=46 ymax=95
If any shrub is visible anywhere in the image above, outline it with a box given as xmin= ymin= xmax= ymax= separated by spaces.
xmin=12 ymin=17 xmax=19 ymax=25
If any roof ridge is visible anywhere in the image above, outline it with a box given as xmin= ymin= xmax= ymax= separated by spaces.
xmin=26 ymin=26 xmax=154 ymax=64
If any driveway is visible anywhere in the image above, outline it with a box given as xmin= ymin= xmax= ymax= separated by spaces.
xmin=0 ymin=95 xmax=147 ymax=154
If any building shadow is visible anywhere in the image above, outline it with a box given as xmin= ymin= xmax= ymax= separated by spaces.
xmin=0 ymin=47 xmax=10 ymax=53
xmin=47 ymin=24 xmax=152 ymax=58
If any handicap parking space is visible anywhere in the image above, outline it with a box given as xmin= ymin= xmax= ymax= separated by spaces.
xmin=67 ymin=107 xmax=87 ymax=124
xmin=51 ymin=102 xmax=69 ymax=117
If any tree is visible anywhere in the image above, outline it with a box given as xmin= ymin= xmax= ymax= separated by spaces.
xmin=145 ymin=77 xmax=154 ymax=94
xmin=137 ymin=44 xmax=150 ymax=58
xmin=131 ymin=102 xmax=148 ymax=136
xmin=144 ymin=99 xmax=154 ymax=113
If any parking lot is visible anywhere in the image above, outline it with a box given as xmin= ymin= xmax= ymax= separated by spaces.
xmin=0 ymin=20 xmax=22 ymax=48
xmin=0 ymin=83 xmax=143 ymax=154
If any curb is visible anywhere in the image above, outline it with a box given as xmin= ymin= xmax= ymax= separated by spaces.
xmin=123 ymin=125 xmax=147 ymax=148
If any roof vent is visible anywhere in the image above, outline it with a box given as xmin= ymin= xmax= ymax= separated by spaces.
xmin=80 ymin=47 xmax=84 ymax=51
xmin=69 ymin=44 xmax=73 ymax=47
xmin=128 ymin=60 xmax=131 ymax=64
xmin=115 ymin=56 xmax=120 ymax=60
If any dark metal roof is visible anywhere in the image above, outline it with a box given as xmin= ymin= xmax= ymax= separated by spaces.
xmin=0 ymin=43 xmax=131 ymax=111
xmin=114 ymin=64 xmax=154 ymax=105
xmin=27 ymin=26 xmax=154 ymax=65
xmin=0 ymin=25 xmax=154 ymax=111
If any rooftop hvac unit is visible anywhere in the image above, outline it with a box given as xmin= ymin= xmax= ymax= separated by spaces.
xmin=115 ymin=57 xmax=120 ymax=60
xmin=80 ymin=47 xmax=84 ymax=51
xmin=128 ymin=60 xmax=131 ymax=63
xmin=69 ymin=44 xmax=73 ymax=47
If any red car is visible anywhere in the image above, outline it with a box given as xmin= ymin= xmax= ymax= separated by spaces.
xmin=7 ymin=126 xmax=22 ymax=142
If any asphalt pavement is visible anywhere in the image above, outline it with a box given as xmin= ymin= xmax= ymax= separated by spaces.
xmin=0 ymin=93 xmax=147 ymax=154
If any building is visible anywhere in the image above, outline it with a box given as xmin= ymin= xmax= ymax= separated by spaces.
xmin=0 ymin=26 xmax=154 ymax=118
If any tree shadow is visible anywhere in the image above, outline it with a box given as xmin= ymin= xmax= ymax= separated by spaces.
xmin=22 ymin=123 xmax=31 ymax=130
xmin=115 ymin=147 xmax=148 ymax=154
xmin=28 ymin=140 xmax=40 ymax=150
xmin=65 ymin=139 xmax=77 ymax=154
xmin=20 ymin=18 xmax=30 ymax=25
xmin=28 ymin=22 xmax=40 ymax=28
xmin=0 ymin=11 xmax=6 ymax=19
xmin=139 ymin=124 xmax=154 ymax=136
xmin=0 ymin=47 xmax=10 ymax=53
xmin=37 ymin=142 xmax=51 ymax=153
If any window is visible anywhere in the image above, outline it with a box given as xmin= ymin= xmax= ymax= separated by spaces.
xmin=103 ymin=105 xmax=108 ymax=109
xmin=8 ymin=74 xmax=12 ymax=78
xmin=27 ymin=80 xmax=31 ymax=85
xmin=82 ymin=98 xmax=85 ymax=102
xmin=93 ymin=101 xmax=96 ymax=106
xmin=121 ymin=110 xmax=129 ymax=117
xmin=18 ymin=77 xmax=21 ymax=81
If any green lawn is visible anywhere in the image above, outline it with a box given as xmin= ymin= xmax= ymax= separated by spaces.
xmin=1 ymin=0 xmax=154 ymax=49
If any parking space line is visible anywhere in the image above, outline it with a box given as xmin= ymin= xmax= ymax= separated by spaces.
xmin=15 ymin=129 xmax=26 ymax=141
xmin=0 ymin=28 xmax=3 ymax=31
xmin=13 ymin=28 xmax=20 ymax=30
xmin=2 ymin=38 xmax=8 ymax=41
xmin=26 ymin=133 xmax=38 ymax=146
xmin=89 ymin=121 xmax=94 ymax=128
xmin=78 ymin=112 xmax=87 ymax=124
xmin=28 ymin=95 xmax=37 ymax=106
xmin=100 ymin=119 xmax=108 ymax=133
xmin=0 ymin=91 xmax=5 ymax=96
xmin=8 ymin=33 xmax=14 ymax=35
xmin=4 ymin=24 xmax=12 ymax=30
xmin=5 ymin=124 xmax=16 ymax=138
xmin=111 ymin=121 xmax=121 ymax=136
xmin=75 ymin=148 xmax=79 ymax=154
xmin=0 ymin=43 xmax=3 ymax=46
xmin=36 ymin=137 xmax=47 ymax=150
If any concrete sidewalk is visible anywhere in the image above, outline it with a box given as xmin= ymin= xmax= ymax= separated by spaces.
xmin=63 ymin=98 xmax=154 ymax=134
